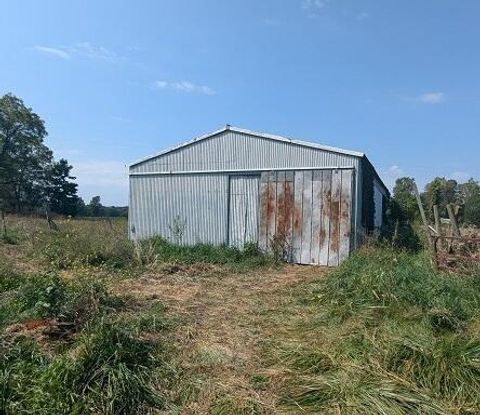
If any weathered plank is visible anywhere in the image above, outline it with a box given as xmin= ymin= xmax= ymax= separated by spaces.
xmin=284 ymin=171 xmax=295 ymax=261
xmin=275 ymin=171 xmax=286 ymax=238
xmin=292 ymin=170 xmax=304 ymax=263
xmin=311 ymin=170 xmax=323 ymax=264
xmin=258 ymin=172 xmax=269 ymax=251
xmin=266 ymin=171 xmax=277 ymax=249
xmin=328 ymin=169 xmax=341 ymax=267
xmin=319 ymin=170 xmax=331 ymax=265
xmin=300 ymin=170 xmax=313 ymax=264
xmin=339 ymin=169 xmax=353 ymax=263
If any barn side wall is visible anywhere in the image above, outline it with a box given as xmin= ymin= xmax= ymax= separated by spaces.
xmin=129 ymin=174 xmax=229 ymax=244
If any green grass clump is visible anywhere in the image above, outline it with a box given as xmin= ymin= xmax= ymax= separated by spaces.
xmin=319 ymin=247 xmax=480 ymax=328
xmin=34 ymin=222 xmax=135 ymax=270
xmin=0 ymin=266 xmax=122 ymax=330
xmin=137 ymin=237 xmax=274 ymax=271
xmin=0 ymin=265 xmax=174 ymax=414
xmin=0 ymin=321 xmax=171 ymax=414
xmin=278 ymin=247 xmax=480 ymax=413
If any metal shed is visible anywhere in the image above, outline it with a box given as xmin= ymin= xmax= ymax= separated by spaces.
xmin=129 ymin=126 xmax=389 ymax=266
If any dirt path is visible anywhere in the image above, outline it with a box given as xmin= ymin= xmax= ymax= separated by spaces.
xmin=118 ymin=265 xmax=326 ymax=414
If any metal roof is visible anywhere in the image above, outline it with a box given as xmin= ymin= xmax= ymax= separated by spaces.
xmin=129 ymin=125 xmax=365 ymax=168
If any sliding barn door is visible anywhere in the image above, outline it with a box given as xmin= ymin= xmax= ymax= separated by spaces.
xmin=228 ymin=175 xmax=260 ymax=249
xmin=258 ymin=169 xmax=354 ymax=266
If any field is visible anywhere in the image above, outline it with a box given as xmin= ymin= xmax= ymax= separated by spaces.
xmin=1 ymin=216 xmax=480 ymax=414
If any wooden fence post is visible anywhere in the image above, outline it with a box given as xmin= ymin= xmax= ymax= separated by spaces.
xmin=446 ymin=204 xmax=461 ymax=237
xmin=413 ymin=182 xmax=433 ymax=247
xmin=433 ymin=205 xmax=441 ymax=236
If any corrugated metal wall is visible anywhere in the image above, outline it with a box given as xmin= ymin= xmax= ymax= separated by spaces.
xmin=129 ymin=174 xmax=229 ymax=244
xmin=228 ymin=175 xmax=260 ymax=248
xmin=130 ymin=130 xmax=360 ymax=173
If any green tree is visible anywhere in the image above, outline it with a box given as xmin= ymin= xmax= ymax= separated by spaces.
xmin=423 ymin=177 xmax=458 ymax=220
xmin=0 ymin=94 xmax=52 ymax=212
xmin=46 ymin=159 xmax=81 ymax=216
xmin=392 ymin=177 xmax=418 ymax=221
xmin=459 ymin=179 xmax=480 ymax=226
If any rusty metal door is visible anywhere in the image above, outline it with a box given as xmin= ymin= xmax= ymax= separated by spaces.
xmin=258 ymin=169 xmax=354 ymax=266
xmin=228 ymin=175 xmax=260 ymax=249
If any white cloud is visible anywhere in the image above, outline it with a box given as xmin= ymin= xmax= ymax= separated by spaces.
xmin=73 ymin=160 xmax=128 ymax=188
xmin=70 ymin=42 xmax=121 ymax=63
xmin=451 ymin=171 xmax=471 ymax=183
xmin=418 ymin=92 xmax=446 ymax=104
xmin=33 ymin=42 xmax=121 ymax=63
xmin=302 ymin=0 xmax=327 ymax=11
xmin=33 ymin=46 xmax=71 ymax=59
xmin=301 ymin=0 xmax=329 ymax=17
xmin=154 ymin=80 xmax=216 ymax=95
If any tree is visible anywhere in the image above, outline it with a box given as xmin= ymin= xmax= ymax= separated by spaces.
xmin=423 ymin=177 xmax=458 ymax=220
xmin=88 ymin=196 xmax=103 ymax=217
xmin=0 ymin=94 xmax=53 ymax=212
xmin=392 ymin=177 xmax=418 ymax=221
xmin=46 ymin=159 xmax=81 ymax=216
xmin=459 ymin=179 xmax=480 ymax=226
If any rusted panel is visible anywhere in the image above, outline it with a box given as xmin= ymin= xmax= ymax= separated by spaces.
xmin=319 ymin=170 xmax=331 ymax=265
xmin=266 ymin=171 xmax=277 ymax=248
xmin=258 ymin=172 xmax=270 ymax=251
xmin=339 ymin=169 xmax=353 ymax=263
xmin=275 ymin=171 xmax=286 ymax=237
xmin=301 ymin=170 xmax=313 ymax=264
xmin=328 ymin=169 xmax=342 ymax=266
xmin=292 ymin=171 xmax=304 ymax=263
xmin=284 ymin=171 xmax=295 ymax=261
xmin=311 ymin=170 xmax=323 ymax=264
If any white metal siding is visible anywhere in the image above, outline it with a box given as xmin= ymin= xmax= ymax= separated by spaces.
xmin=228 ymin=175 xmax=260 ymax=248
xmin=130 ymin=130 xmax=360 ymax=174
xmin=129 ymin=174 xmax=229 ymax=245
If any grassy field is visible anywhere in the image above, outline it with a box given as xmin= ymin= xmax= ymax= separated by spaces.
xmin=1 ymin=216 xmax=480 ymax=414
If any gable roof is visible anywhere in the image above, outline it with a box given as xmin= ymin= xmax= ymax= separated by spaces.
xmin=129 ymin=125 xmax=390 ymax=196
xmin=129 ymin=125 xmax=365 ymax=168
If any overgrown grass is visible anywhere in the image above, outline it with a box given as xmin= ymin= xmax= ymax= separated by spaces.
xmin=136 ymin=237 xmax=275 ymax=271
xmin=278 ymin=246 xmax=480 ymax=414
xmin=18 ymin=217 xmax=275 ymax=272
xmin=0 ymin=262 xmax=176 ymax=414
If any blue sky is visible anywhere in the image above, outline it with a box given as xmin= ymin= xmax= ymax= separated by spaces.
xmin=1 ymin=1 xmax=479 ymax=205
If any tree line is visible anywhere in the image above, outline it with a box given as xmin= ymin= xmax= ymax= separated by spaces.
xmin=386 ymin=176 xmax=480 ymax=249
xmin=0 ymin=93 xmax=126 ymax=217
xmin=391 ymin=176 xmax=480 ymax=226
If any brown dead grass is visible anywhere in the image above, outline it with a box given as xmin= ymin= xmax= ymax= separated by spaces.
xmin=115 ymin=265 xmax=326 ymax=414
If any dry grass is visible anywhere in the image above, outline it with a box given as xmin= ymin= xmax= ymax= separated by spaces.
xmin=116 ymin=264 xmax=325 ymax=414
